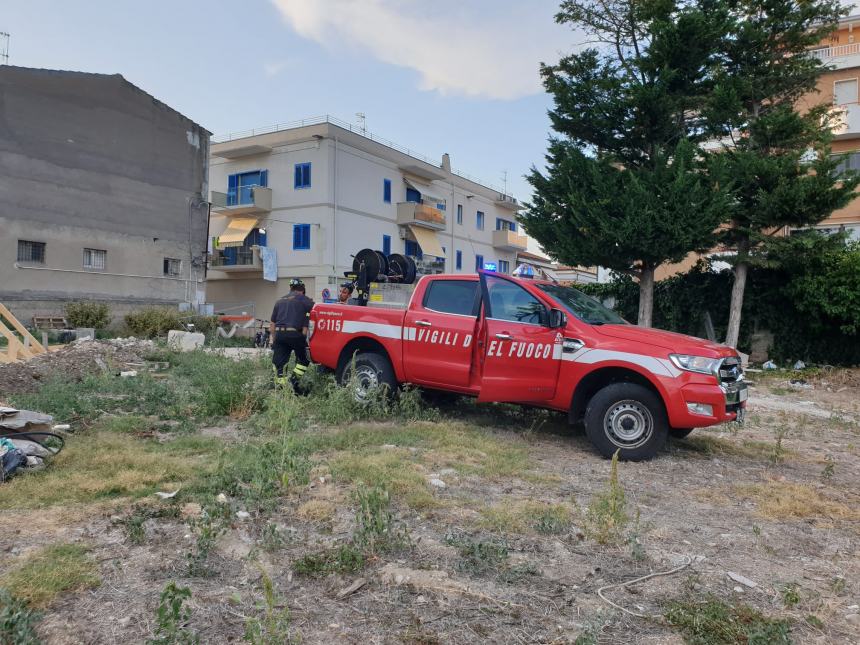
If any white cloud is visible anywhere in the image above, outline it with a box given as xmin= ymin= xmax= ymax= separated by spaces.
xmin=270 ymin=0 xmax=571 ymax=100
xmin=263 ymin=60 xmax=293 ymax=77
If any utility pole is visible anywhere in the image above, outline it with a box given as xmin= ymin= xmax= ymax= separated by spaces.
xmin=0 ymin=33 xmax=9 ymax=65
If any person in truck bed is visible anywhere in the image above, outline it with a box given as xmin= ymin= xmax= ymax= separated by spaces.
xmin=270 ymin=278 xmax=314 ymax=392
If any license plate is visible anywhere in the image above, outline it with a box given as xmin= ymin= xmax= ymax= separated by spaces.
xmin=735 ymin=407 xmax=746 ymax=424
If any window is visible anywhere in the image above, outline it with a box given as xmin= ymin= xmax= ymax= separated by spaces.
xmin=382 ymin=234 xmax=391 ymax=256
xmin=164 ymin=258 xmax=182 ymax=276
xmin=476 ymin=211 xmax=485 ymax=230
xmin=423 ymin=280 xmax=479 ymax=316
xmin=17 ymin=240 xmax=45 ymax=264
xmin=496 ymin=218 xmax=516 ymax=232
xmin=83 ymin=248 xmax=106 ymax=270
xmin=498 ymin=260 xmax=510 ymax=274
xmin=475 ymin=254 xmax=484 ymax=271
xmin=245 ymin=227 xmax=267 ymax=247
xmin=383 ymin=178 xmax=392 ymax=203
xmin=405 ymin=239 xmax=422 ymax=258
xmin=294 ymin=162 xmax=312 ymax=189
xmin=228 ymin=169 xmax=268 ymax=205
xmin=833 ymin=151 xmax=860 ymax=176
xmin=456 ymin=204 xmax=463 ymax=225
xmin=456 ymin=250 xmax=462 ymax=270
xmin=406 ymin=187 xmax=421 ymax=203
xmin=485 ymin=275 xmax=546 ymax=325
xmin=834 ymin=78 xmax=858 ymax=105
xmin=536 ymin=283 xmax=627 ymax=325
xmin=293 ymin=224 xmax=311 ymax=250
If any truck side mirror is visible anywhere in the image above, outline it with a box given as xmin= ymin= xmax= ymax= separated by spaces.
xmin=548 ymin=308 xmax=567 ymax=329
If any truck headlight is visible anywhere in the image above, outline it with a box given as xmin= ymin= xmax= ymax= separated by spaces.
xmin=669 ymin=354 xmax=721 ymax=376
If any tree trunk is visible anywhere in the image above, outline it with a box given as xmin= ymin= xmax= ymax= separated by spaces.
xmin=637 ymin=265 xmax=655 ymax=327
xmin=725 ymin=239 xmax=750 ymax=348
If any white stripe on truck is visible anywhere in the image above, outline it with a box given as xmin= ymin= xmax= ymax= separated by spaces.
xmin=335 ymin=319 xmax=682 ymax=378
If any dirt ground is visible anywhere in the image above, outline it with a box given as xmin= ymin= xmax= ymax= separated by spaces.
xmin=1 ymin=363 xmax=859 ymax=644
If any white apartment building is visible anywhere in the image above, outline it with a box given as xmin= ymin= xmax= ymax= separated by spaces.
xmin=205 ymin=116 xmax=528 ymax=317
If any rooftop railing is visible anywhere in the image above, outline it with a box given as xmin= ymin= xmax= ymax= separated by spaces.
xmin=212 ymin=114 xmax=517 ymax=201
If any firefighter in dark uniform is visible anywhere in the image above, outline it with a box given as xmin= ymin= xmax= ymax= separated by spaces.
xmin=270 ymin=278 xmax=314 ymax=391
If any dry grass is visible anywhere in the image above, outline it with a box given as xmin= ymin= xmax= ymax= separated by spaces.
xmin=477 ymin=499 xmax=573 ymax=534
xmin=679 ymin=434 xmax=795 ymax=461
xmin=697 ymin=478 xmax=859 ymax=521
xmin=0 ymin=544 xmax=100 ymax=608
xmin=296 ymin=500 xmax=336 ymax=523
xmin=329 ymin=448 xmax=436 ymax=510
xmin=0 ymin=431 xmax=219 ymax=510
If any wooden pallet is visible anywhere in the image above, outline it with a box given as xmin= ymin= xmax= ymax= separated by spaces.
xmin=32 ymin=315 xmax=68 ymax=330
xmin=0 ymin=303 xmax=48 ymax=364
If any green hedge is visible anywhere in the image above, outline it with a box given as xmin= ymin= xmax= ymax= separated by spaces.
xmin=123 ymin=307 xmax=219 ymax=339
xmin=580 ymin=237 xmax=860 ymax=366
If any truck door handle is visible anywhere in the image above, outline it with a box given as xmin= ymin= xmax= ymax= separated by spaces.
xmin=495 ymin=333 xmax=512 ymax=340
xmin=415 ymin=320 xmax=432 ymax=327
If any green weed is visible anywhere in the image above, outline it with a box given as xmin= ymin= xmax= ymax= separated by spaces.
xmin=244 ymin=565 xmax=296 ymax=645
xmin=664 ymin=596 xmax=791 ymax=645
xmin=0 ymin=589 xmax=41 ymax=645
xmin=186 ymin=510 xmax=225 ymax=577
xmin=583 ymin=451 xmax=629 ymax=544
xmin=148 ymin=582 xmax=198 ymax=645
xmin=445 ymin=532 xmax=509 ymax=576
xmin=781 ymin=583 xmax=801 ymax=609
xmin=114 ymin=503 xmax=180 ymax=545
xmin=352 ymin=484 xmax=410 ymax=554
xmin=292 ymin=544 xmax=365 ymax=577
xmin=821 ymin=456 xmax=835 ymax=480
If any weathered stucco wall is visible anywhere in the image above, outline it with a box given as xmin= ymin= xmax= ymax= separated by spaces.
xmin=0 ymin=66 xmax=210 ymax=323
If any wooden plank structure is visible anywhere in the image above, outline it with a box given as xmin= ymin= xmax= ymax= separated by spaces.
xmin=0 ymin=303 xmax=48 ymax=364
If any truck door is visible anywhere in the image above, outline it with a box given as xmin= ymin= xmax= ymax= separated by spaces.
xmin=477 ymin=273 xmax=562 ymax=402
xmin=403 ymin=277 xmax=480 ymax=388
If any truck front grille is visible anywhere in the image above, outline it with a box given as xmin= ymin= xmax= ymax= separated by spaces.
xmin=719 ymin=357 xmax=742 ymax=383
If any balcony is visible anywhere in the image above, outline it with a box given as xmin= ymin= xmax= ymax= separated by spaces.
xmin=494 ymin=193 xmax=523 ymax=211
xmin=396 ymin=202 xmax=446 ymax=230
xmin=209 ymin=246 xmax=262 ymax=273
xmin=809 ymin=43 xmax=860 ymax=70
xmin=831 ymin=103 xmax=860 ymax=139
xmin=210 ymin=187 xmax=272 ymax=216
xmin=493 ymin=228 xmax=528 ymax=251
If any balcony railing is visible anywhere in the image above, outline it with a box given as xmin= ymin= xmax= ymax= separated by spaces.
xmin=210 ymin=187 xmax=272 ymax=216
xmin=810 ymin=42 xmax=860 ymax=59
xmin=396 ymin=202 xmax=446 ymax=229
xmin=209 ymin=247 xmax=262 ymax=272
xmin=493 ymin=228 xmax=528 ymax=251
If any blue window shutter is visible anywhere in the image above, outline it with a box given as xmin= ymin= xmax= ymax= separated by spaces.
xmin=476 ymin=254 xmax=483 ymax=271
xmin=406 ymin=187 xmax=421 ymax=203
xmin=383 ymin=235 xmax=391 ymax=256
xmin=383 ymin=179 xmax=392 ymax=203
xmin=260 ymin=170 xmax=268 ymax=187
xmin=293 ymin=225 xmax=300 ymax=248
xmin=294 ymin=165 xmax=302 ymax=188
xmin=305 ymin=225 xmax=311 ymax=248
xmin=456 ymin=250 xmax=462 ymax=270
xmin=227 ymin=174 xmax=238 ymax=206
xmin=305 ymin=163 xmax=311 ymax=187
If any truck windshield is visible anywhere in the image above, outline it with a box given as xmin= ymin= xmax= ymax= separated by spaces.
xmin=535 ymin=284 xmax=627 ymax=325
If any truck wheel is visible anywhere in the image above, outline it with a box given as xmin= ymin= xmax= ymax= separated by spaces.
xmin=338 ymin=352 xmax=397 ymax=403
xmin=584 ymin=383 xmax=668 ymax=461
xmin=669 ymin=427 xmax=694 ymax=439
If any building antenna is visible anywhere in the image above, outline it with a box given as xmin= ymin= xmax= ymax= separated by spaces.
xmin=0 ymin=32 xmax=9 ymax=65
xmin=355 ymin=112 xmax=366 ymax=135
xmin=501 ymin=169 xmax=508 ymax=196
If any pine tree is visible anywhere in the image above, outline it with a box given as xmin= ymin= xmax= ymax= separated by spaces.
xmin=704 ymin=0 xmax=858 ymax=347
xmin=523 ymin=0 xmax=729 ymax=326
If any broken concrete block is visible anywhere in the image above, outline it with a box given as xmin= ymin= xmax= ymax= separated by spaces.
xmin=167 ymin=330 xmax=205 ymax=352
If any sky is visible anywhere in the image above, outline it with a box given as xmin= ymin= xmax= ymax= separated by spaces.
xmin=1 ymin=0 xmax=578 ymax=202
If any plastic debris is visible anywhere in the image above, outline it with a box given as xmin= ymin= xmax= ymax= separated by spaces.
xmin=762 ymin=360 xmax=777 ymax=370
xmin=793 ymin=360 xmax=806 ymax=370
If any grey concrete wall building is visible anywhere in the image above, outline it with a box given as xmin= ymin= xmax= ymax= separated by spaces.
xmin=0 ymin=66 xmax=210 ymax=323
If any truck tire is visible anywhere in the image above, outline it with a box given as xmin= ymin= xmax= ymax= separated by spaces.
xmin=669 ymin=427 xmax=694 ymax=439
xmin=584 ymin=383 xmax=668 ymax=461
xmin=337 ymin=351 xmax=397 ymax=403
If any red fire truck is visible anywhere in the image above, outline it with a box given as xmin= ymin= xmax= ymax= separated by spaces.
xmin=308 ymin=271 xmax=746 ymax=461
